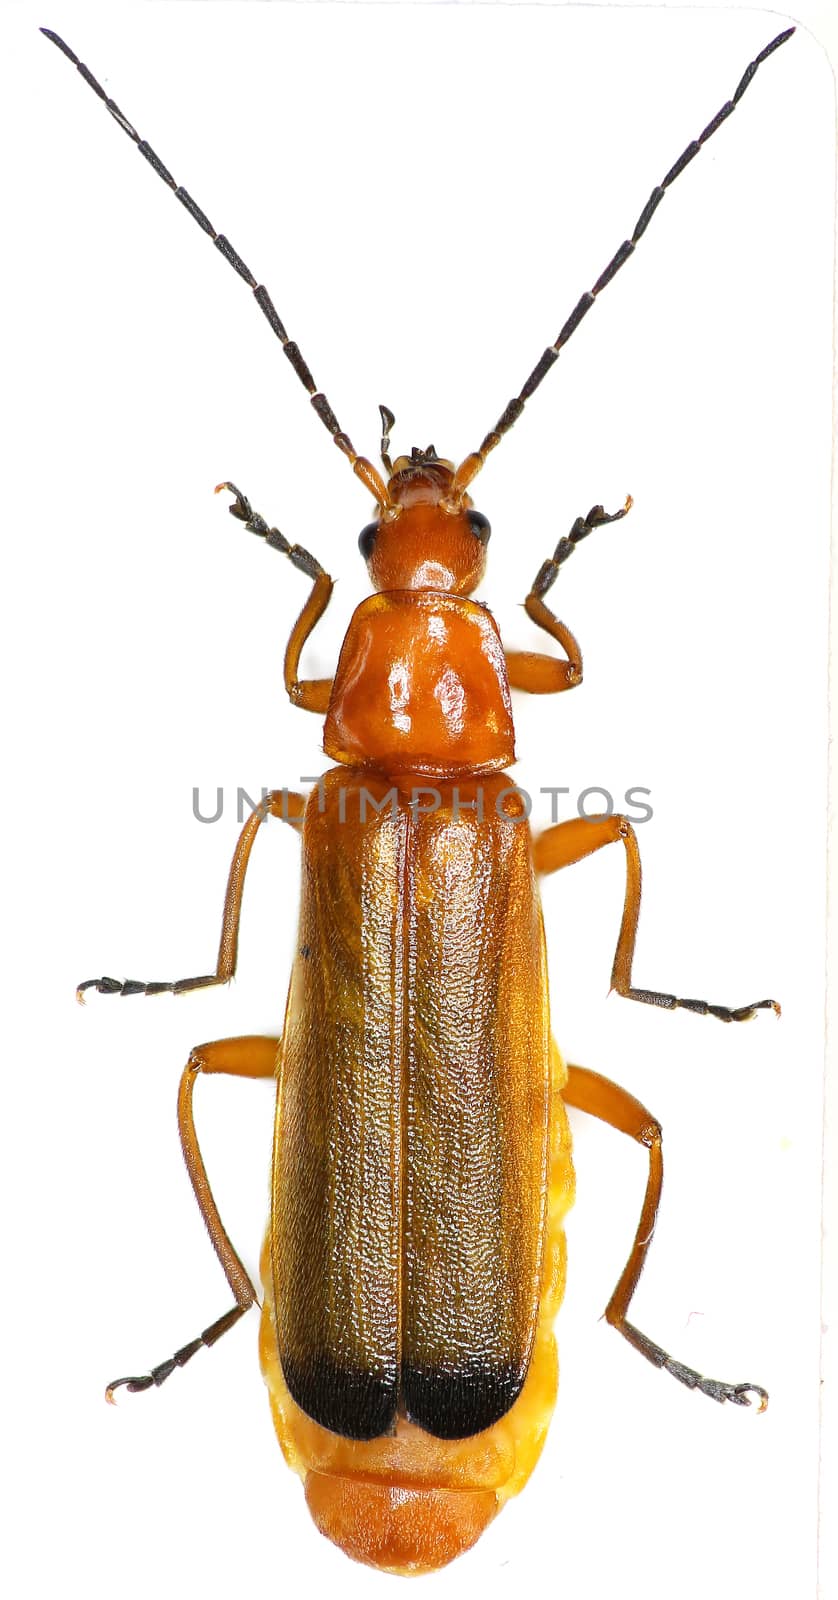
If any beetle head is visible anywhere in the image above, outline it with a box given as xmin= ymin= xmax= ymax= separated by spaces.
xmin=359 ymin=447 xmax=491 ymax=595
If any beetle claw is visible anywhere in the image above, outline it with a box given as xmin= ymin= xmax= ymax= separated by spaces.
xmin=105 ymin=1373 xmax=154 ymax=1404
xmin=731 ymin=1383 xmax=769 ymax=1412
xmin=215 ymin=480 xmax=251 ymax=521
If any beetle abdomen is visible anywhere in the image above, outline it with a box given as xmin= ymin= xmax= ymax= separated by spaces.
xmin=303 ymin=1475 xmax=500 ymax=1576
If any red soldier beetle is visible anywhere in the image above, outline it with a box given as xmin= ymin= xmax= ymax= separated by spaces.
xmin=29 ymin=9 xmax=818 ymax=1587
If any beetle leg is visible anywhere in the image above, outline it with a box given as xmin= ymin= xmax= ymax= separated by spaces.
xmin=562 ymin=1063 xmax=768 ymax=1410
xmin=216 ymin=482 xmax=334 ymax=714
xmin=77 ymin=788 xmax=305 ymax=1001
xmin=534 ymin=813 xmax=780 ymax=1022
xmin=505 ymin=498 xmax=632 ymax=694
xmin=106 ymin=1034 xmax=278 ymax=1402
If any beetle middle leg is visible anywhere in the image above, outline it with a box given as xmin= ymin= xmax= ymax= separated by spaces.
xmin=563 ymin=1063 xmax=767 ymax=1409
xmin=106 ymin=1033 xmax=278 ymax=1401
xmin=78 ymin=786 xmax=305 ymax=999
xmin=534 ymin=812 xmax=780 ymax=1022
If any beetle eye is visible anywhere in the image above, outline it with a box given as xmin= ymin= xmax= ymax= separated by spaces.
xmin=467 ymin=510 xmax=491 ymax=546
xmin=358 ymin=521 xmax=378 ymax=560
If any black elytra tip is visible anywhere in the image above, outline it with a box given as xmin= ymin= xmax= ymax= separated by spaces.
xmin=281 ymin=1354 xmax=397 ymax=1441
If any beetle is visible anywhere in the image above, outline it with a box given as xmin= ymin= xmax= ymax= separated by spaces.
xmin=35 ymin=9 xmax=802 ymax=1587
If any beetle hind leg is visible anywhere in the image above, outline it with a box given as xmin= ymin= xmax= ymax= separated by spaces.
xmin=105 ymin=1034 xmax=278 ymax=1403
xmin=563 ymin=1063 xmax=768 ymax=1410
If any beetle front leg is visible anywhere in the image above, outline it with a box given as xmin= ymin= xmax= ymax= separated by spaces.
xmin=78 ymin=787 xmax=305 ymax=1000
xmin=534 ymin=813 xmax=780 ymax=1022
xmin=505 ymin=498 xmax=632 ymax=694
xmin=563 ymin=1063 xmax=767 ymax=1409
xmin=107 ymin=1034 xmax=278 ymax=1401
xmin=217 ymin=482 xmax=334 ymax=714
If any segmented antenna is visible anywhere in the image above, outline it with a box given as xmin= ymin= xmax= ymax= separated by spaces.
xmin=40 ymin=28 xmax=393 ymax=512
xmin=451 ymin=25 xmax=795 ymax=499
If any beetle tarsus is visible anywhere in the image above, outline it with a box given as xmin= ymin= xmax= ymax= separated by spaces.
xmin=76 ymin=976 xmax=124 ymax=1000
xmin=619 ymin=987 xmax=781 ymax=1022
xmin=215 ymin=481 xmax=325 ymax=576
xmin=532 ymin=497 xmax=632 ymax=599
xmin=105 ymin=1305 xmax=247 ymax=1404
xmin=76 ymin=974 xmax=223 ymax=998
xmin=667 ymin=1364 xmax=769 ymax=1412
xmin=621 ymin=1319 xmax=768 ymax=1411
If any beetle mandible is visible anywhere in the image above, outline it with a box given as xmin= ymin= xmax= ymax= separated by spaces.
xmin=43 ymin=17 xmax=793 ymax=1577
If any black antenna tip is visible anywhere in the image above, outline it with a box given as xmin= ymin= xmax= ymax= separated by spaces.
xmin=40 ymin=28 xmax=77 ymax=63
xmin=764 ymin=26 xmax=796 ymax=56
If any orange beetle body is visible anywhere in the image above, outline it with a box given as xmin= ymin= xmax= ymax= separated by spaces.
xmin=259 ymin=465 xmax=572 ymax=1573
xmin=44 ymin=19 xmax=792 ymax=1582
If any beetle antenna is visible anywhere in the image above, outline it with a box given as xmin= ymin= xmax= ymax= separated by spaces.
xmin=40 ymin=27 xmax=395 ymax=514
xmin=450 ymin=25 xmax=795 ymax=499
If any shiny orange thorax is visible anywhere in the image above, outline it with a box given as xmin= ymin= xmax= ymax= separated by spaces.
xmin=324 ymin=591 xmax=515 ymax=775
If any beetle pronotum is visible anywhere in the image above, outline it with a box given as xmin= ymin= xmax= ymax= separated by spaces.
xmin=16 ymin=4 xmax=829 ymax=1594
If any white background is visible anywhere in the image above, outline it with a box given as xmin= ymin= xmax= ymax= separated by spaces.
xmin=0 ymin=4 xmax=831 ymax=1599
